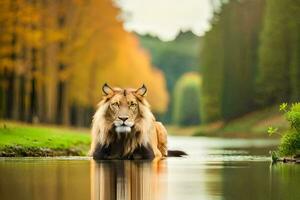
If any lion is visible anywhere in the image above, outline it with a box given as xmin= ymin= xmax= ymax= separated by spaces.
xmin=89 ymin=83 xmax=186 ymax=160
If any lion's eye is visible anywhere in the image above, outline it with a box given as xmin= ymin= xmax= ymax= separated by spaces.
xmin=111 ymin=102 xmax=119 ymax=108
xmin=129 ymin=102 xmax=137 ymax=108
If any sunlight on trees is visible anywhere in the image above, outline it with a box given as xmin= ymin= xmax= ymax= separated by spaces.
xmin=0 ymin=0 xmax=168 ymax=126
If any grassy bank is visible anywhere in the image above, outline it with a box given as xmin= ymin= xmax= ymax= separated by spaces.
xmin=168 ymin=106 xmax=289 ymax=138
xmin=0 ymin=121 xmax=90 ymax=157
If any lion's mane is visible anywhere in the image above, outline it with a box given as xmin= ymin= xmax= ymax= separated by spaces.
xmin=89 ymin=97 xmax=155 ymax=156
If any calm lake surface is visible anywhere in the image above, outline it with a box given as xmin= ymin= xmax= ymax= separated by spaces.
xmin=1 ymin=136 xmax=300 ymax=200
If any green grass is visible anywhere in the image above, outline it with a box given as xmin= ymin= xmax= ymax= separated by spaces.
xmin=0 ymin=121 xmax=91 ymax=156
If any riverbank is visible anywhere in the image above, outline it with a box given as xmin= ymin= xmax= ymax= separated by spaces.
xmin=0 ymin=121 xmax=90 ymax=157
xmin=168 ymin=106 xmax=288 ymax=138
xmin=0 ymin=106 xmax=287 ymax=156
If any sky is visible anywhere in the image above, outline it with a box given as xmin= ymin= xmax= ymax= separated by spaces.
xmin=117 ymin=0 xmax=217 ymax=41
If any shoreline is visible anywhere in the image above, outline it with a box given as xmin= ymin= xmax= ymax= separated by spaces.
xmin=0 ymin=146 xmax=87 ymax=157
xmin=0 ymin=120 xmax=282 ymax=157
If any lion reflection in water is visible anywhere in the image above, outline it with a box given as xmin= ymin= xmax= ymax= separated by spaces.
xmin=90 ymin=160 xmax=166 ymax=200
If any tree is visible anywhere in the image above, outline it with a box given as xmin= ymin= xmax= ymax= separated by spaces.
xmin=172 ymin=72 xmax=201 ymax=126
xmin=200 ymin=16 xmax=224 ymax=123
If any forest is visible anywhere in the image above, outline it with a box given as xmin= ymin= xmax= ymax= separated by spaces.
xmin=200 ymin=0 xmax=300 ymax=124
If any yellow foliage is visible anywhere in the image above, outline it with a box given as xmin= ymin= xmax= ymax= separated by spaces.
xmin=0 ymin=0 xmax=169 ymax=118
xmin=67 ymin=0 xmax=168 ymax=113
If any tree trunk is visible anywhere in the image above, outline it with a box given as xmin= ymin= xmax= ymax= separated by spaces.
xmin=56 ymin=8 xmax=69 ymax=125
xmin=12 ymin=72 xmax=20 ymax=120
xmin=0 ymin=71 xmax=8 ymax=119
xmin=11 ymin=0 xmax=22 ymax=120
xmin=57 ymin=80 xmax=69 ymax=125
xmin=43 ymin=0 xmax=59 ymax=123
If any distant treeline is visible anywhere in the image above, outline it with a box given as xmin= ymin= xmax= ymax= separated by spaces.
xmin=201 ymin=0 xmax=300 ymax=123
xmin=0 ymin=0 xmax=168 ymax=126
xmin=139 ymin=32 xmax=200 ymax=123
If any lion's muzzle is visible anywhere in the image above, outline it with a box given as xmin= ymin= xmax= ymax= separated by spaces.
xmin=114 ymin=119 xmax=134 ymax=134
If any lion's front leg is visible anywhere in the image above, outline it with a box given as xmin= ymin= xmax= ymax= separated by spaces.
xmin=153 ymin=147 xmax=163 ymax=158
xmin=155 ymin=122 xmax=168 ymax=157
xmin=131 ymin=144 xmax=155 ymax=160
xmin=92 ymin=144 xmax=112 ymax=160
xmin=149 ymin=134 xmax=162 ymax=159
xmin=149 ymin=122 xmax=167 ymax=158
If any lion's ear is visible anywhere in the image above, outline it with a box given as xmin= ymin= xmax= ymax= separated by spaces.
xmin=135 ymin=84 xmax=147 ymax=97
xmin=102 ymin=83 xmax=114 ymax=95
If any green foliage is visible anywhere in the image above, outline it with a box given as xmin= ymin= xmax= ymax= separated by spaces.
xmin=279 ymin=103 xmax=288 ymax=112
xmin=270 ymin=151 xmax=279 ymax=162
xmin=201 ymin=0 xmax=300 ymax=123
xmin=285 ymin=103 xmax=300 ymax=132
xmin=268 ymin=127 xmax=278 ymax=136
xmin=200 ymin=19 xmax=224 ymax=123
xmin=256 ymin=0 xmax=300 ymax=105
xmin=172 ymin=73 xmax=202 ymax=126
xmin=200 ymin=0 xmax=265 ymax=122
xmin=272 ymin=103 xmax=300 ymax=157
xmin=278 ymin=130 xmax=300 ymax=157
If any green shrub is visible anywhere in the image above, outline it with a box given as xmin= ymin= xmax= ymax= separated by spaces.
xmin=172 ymin=72 xmax=202 ymax=126
xmin=278 ymin=130 xmax=300 ymax=156
xmin=285 ymin=103 xmax=300 ymax=132
xmin=271 ymin=103 xmax=300 ymax=157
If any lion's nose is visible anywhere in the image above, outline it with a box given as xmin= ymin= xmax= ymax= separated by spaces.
xmin=118 ymin=116 xmax=129 ymax=122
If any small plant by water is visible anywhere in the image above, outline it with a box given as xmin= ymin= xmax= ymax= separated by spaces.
xmin=268 ymin=103 xmax=300 ymax=163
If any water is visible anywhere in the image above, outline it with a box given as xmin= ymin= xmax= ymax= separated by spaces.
xmin=0 ymin=136 xmax=299 ymax=200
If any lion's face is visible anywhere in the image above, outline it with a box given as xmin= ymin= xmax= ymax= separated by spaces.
xmin=102 ymin=84 xmax=148 ymax=134
xmin=109 ymin=92 xmax=139 ymax=133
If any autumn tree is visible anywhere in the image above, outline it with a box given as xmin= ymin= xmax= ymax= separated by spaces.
xmin=0 ymin=0 xmax=168 ymax=126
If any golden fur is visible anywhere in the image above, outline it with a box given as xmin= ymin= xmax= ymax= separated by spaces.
xmin=89 ymin=84 xmax=168 ymax=159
